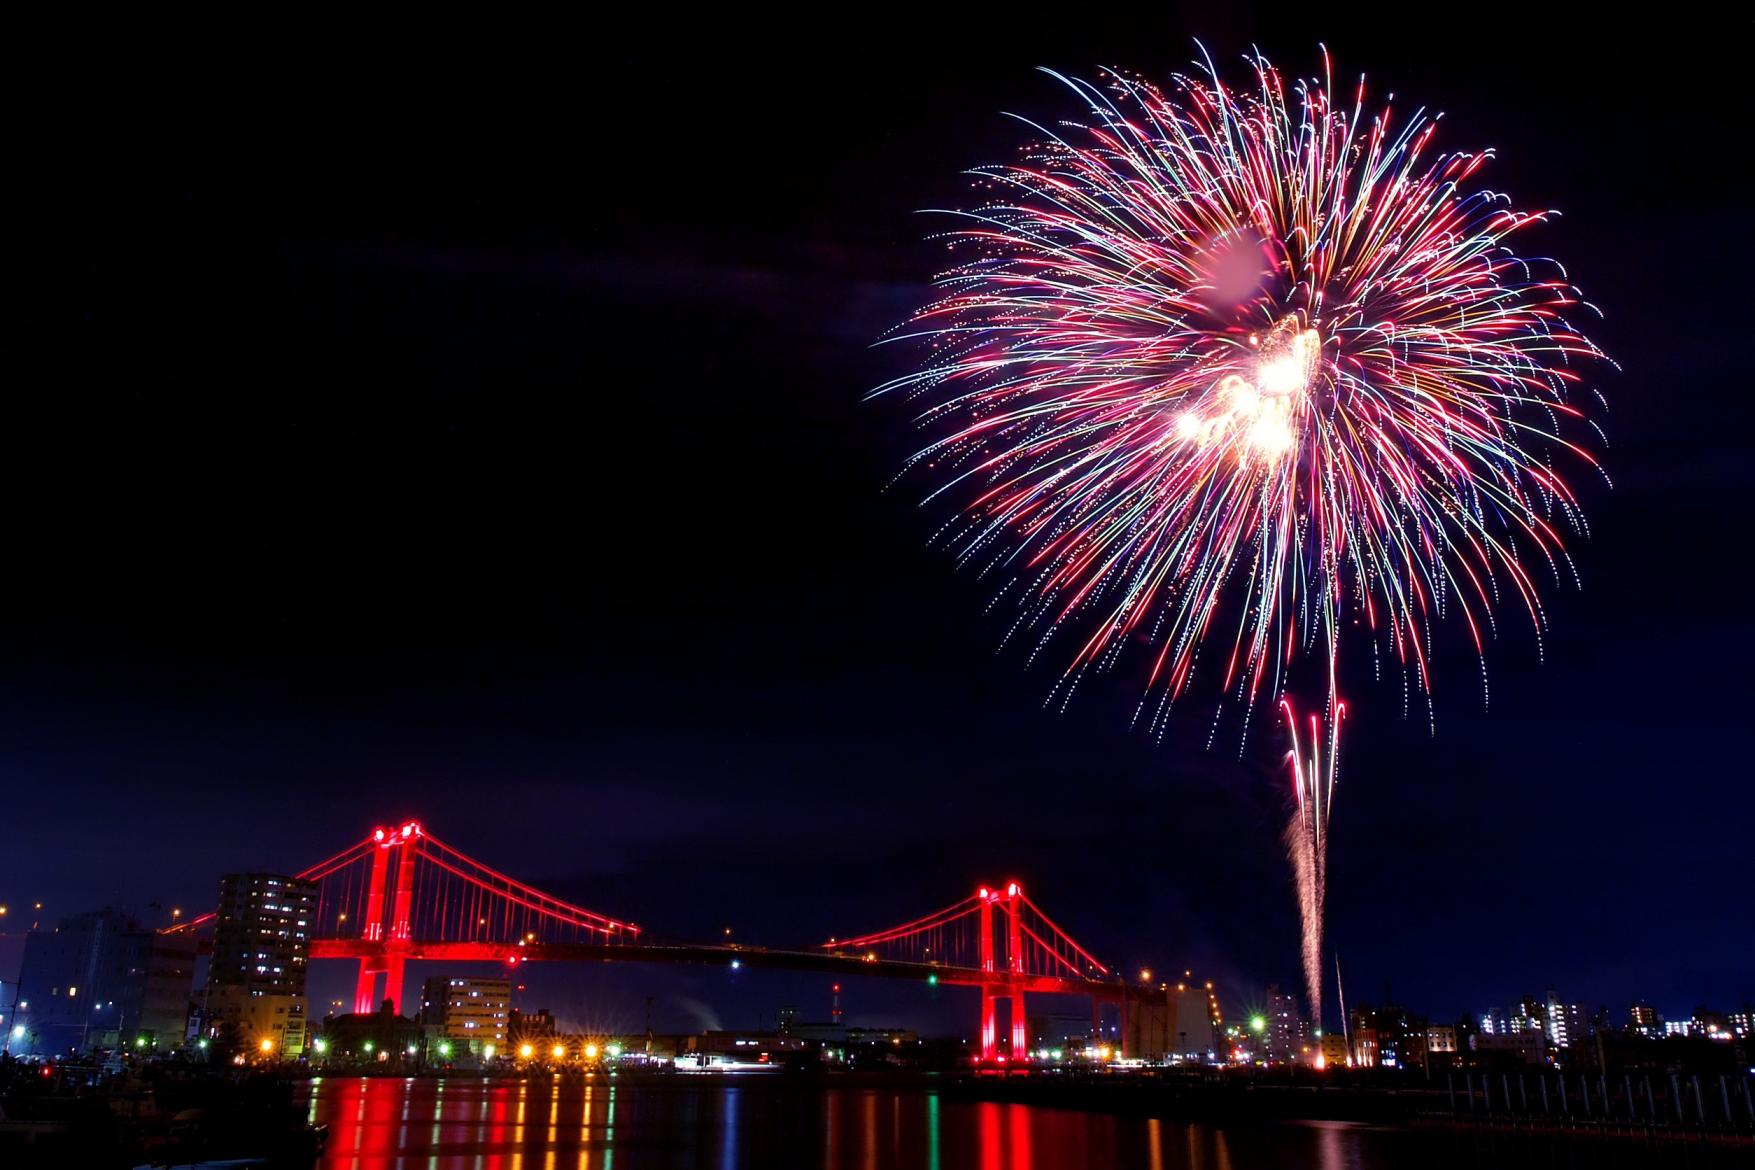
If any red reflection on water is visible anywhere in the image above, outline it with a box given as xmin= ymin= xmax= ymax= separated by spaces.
xmin=1008 ymin=1102 xmax=1032 ymax=1170
xmin=978 ymin=1102 xmax=1001 ymax=1170
xmin=308 ymin=1074 xmax=1330 ymax=1170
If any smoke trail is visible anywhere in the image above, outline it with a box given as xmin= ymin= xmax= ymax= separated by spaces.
xmin=1282 ymin=697 xmax=1342 ymax=1036
xmin=1284 ymin=796 xmax=1325 ymax=1031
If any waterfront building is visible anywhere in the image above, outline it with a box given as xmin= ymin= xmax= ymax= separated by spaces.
xmin=204 ymin=873 xmax=316 ymax=1056
xmin=509 ymin=1007 xmax=557 ymax=1049
xmin=317 ymin=1001 xmax=425 ymax=1066
xmin=11 ymin=908 xmax=196 ymax=1054
xmin=1349 ymin=1004 xmax=1428 ymax=1070
xmin=1167 ymin=978 xmax=1220 ymax=1061
xmin=1319 ymin=1033 xmax=1349 ymax=1068
xmin=417 ymin=975 xmax=510 ymax=1055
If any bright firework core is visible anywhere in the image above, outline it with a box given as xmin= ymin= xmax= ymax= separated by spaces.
xmin=1176 ymin=316 xmax=1321 ymax=461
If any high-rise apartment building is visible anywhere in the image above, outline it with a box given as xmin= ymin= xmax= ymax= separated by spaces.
xmin=205 ymin=873 xmax=316 ymax=1056
xmin=1263 ymin=983 xmax=1309 ymax=1063
xmin=1542 ymin=988 xmax=1589 ymax=1050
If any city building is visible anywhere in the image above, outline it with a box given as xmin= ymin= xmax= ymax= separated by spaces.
xmin=1542 ymin=988 xmax=1589 ymax=1050
xmin=509 ymin=1007 xmax=557 ymax=1049
xmin=316 ymin=1001 xmax=426 ymax=1067
xmin=1348 ymin=1004 xmax=1428 ymax=1070
xmin=786 ymin=1020 xmax=849 ymax=1045
xmin=1629 ymin=1002 xmax=1661 ymax=1037
xmin=204 ymin=873 xmax=316 ymax=1057
xmin=137 ymin=928 xmax=198 ymax=1049
xmin=1263 ymin=984 xmax=1309 ymax=1064
xmin=11 ymin=908 xmax=197 ymax=1055
xmin=1168 ymin=978 xmax=1220 ymax=1062
xmin=677 ymin=1028 xmax=805 ymax=1067
xmin=1123 ymin=1000 xmax=1171 ymax=1060
xmin=1688 ymin=1007 xmax=1735 ymax=1040
xmin=1120 ymin=977 xmax=1219 ymax=1062
xmin=1480 ymin=995 xmax=1545 ymax=1038
xmin=1350 ymin=1023 xmax=1379 ymax=1068
xmin=1470 ymin=1028 xmax=1547 ymax=1065
xmin=1028 ymin=1011 xmax=1095 ymax=1051
xmin=418 ymin=976 xmax=510 ymax=1056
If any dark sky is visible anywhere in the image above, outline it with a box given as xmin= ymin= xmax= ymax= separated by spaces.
xmin=5 ymin=6 xmax=1750 ymax=1034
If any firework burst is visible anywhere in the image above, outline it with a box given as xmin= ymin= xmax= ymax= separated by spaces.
xmin=876 ymin=48 xmax=1608 ymax=1031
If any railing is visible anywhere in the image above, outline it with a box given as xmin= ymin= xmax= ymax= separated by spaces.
xmin=1441 ymin=1068 xmax=1755 ymax=1137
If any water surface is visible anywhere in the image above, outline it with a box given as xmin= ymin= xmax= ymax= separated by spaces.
xmin=302 ymin=1075 xmax=1742 ymax=1169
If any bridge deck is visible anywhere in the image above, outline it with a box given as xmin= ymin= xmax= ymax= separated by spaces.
xmin=306 ymin=939 xmax=1130 ymax=1000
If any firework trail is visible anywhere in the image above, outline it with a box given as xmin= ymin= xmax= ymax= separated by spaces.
xmin=875 ymin=48 xmax=1607 ymax=1032
xmin=1282 ymin=696 xmax=1340 ymax=1033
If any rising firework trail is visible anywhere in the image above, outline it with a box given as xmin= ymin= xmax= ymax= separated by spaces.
xmin=876 ymin=47 xmax=1609 ymax=1030
xmin=1283 ymin=695 xmax=1341 ymax=1029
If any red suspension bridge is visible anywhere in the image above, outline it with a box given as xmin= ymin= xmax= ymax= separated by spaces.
xmin=174 ymin=820 xmax=1145 ymax=1062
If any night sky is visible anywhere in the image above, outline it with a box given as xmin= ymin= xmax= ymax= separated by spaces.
xmin=5 ymin=7 xmax=1749 ymax=1034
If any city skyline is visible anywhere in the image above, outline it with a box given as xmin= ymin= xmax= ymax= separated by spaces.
xmin=4 ymin=6 xmax=1750 ymax=1039
xmin=4 ymin=829 xmax=1748 ymax=1052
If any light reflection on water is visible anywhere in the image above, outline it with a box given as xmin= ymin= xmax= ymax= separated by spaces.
xmin=301 ymin=1075 xmax=1742 ymax=1170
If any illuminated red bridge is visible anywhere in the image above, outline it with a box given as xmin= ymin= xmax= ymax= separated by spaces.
xmin=174 ymin=820 xmax=1140 ymax=1062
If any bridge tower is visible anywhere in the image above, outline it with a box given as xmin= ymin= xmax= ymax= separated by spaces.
xmin=351 ymin=822 xmax=421 ymax=1014
xmin=976 ymin=883 xmax=1030 ymax=1063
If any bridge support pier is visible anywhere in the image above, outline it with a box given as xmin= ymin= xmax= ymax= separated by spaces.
xmin=351 ymin=951 xmax=407 ymax=1015
xmin=384 ymin=954 xmax=405 ymax=1014
xmin=353 ymin=955 xmax=385 ymax=1015
xmin=978 ymin=984 xmax=1027 ymax=1062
